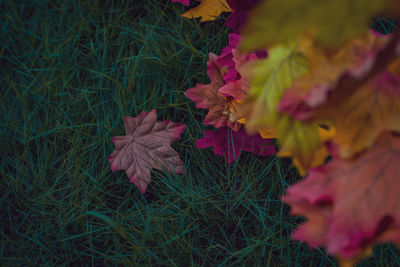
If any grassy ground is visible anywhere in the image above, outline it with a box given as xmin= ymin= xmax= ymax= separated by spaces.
xmin=1 ymin=0 xmax=400 ymax=266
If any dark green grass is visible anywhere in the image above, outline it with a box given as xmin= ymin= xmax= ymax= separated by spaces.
xmin=1 ymin=0 xmax=399 ymax=266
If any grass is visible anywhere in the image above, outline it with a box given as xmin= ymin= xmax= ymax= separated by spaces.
xmin=1 ymin=0 xmax=399 ymax=266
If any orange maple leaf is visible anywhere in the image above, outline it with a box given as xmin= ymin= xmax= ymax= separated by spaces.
xmin=278 ymin=122 xmax=336 ymax=175
xmin=182 ymin=0 xmax=232 ymax=22
xmin=277 ymin=31 xmax=399 ymax=171
xmin=287 ymin=31 xmax=390 ymax=101
xmin=317 ymin=69 xmax=400 ymax=158
xmin=298 ymin=33 xmax=400 ymax=158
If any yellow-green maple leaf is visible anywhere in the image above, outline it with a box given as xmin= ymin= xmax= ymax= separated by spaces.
xmin=237 ymin=41 xmax=309 ymax=134
xmin=239 ymin=0 xmax=400 ymax=52
xmin=237 ymin=41 xmax=334 ymax=175
xmin=277 ymin=120 xmax=336 ymax=176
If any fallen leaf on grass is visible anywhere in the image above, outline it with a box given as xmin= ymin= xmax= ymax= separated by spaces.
xmin=195 ymin=126 xmax=276 ymax=163
xmin=182 ymin=0 xmax=232 ymax=22
xmin=172 ymin=0 xmax=190 ymax=6
xmin=184 ymin=52 xmax=243 ymax=131
xmin=108 ymin=109 xmax=186 ymax=194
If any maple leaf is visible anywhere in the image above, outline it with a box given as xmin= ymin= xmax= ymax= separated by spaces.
xmin=279 ymin=32 xmax=400 ymax=159
xmin=273 ymin=118 xmax=326 ymax=176
xmin=294 ymin=31 xmax=390 ymax=101
xmin=278 ymin=31 xmax=395 ymax=121
xmin=258 ymin=128 xmax=277 ymax=139
xmin=218 ymin=48 xmax=273 ymax=136
xmin=172 ymin=0 xmax=190 ymax=6
xmin=195 ymin=126 xmax=276 ymax=163
xmin=216 ymin=33 xmax=242 ymax=83
xmin=281 ymin=131 xmax=400 ymax=265
xmin=224 ymin=0 xmax=261 ymax=33
xmin=222 ymin=98 xmax=247 ymax=124
xmin=218 ymin=49 xmax=264 ymax=101
xmin=236 ymin=41 xmax=309 ymax=134
xmin=318 ymin=70 xmax=400 ymax=158
xmin=237 ymin=115 xmax=277 ymax=139
xmin=184 ymin=52 xmax=242 ymax=131
xmin=216 ymin=33 xmax=268 ymax=84
xmin=278 ymin=122 xmax=336 ymax=175
xmin=234 ymin=42 xmax=334 ymax=175
xmin=107 ymin=109 xmax=186 ymax=194
xmin=251 ymin=31 xmax=398 ymax=174
xmin=218 ymin=79 xmax=249 ymax=102
xmin=239 ymin=0 xmax=400 ymax=52
xmin=216 ymin=44 xmax=272 ymax=139
xmin=182 ymin=0 xmax=232 ymax=22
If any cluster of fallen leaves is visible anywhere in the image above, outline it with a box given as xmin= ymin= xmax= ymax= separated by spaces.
xmin=237 ymin=0 xmax=400 ymax=266
xmin=107 ymin=32 xmax=278 ymax=193
xmin=108 ymin=0 xmax=400 ymax=266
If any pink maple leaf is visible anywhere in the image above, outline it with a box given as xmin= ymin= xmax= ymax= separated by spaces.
xmin=281 ymin=132 xmax=400 ymax=262
xmin=171 ymin=0 xmax=190 ymax=6
xmin=184 ymin=52 xmax=242 ymax=131
xmin=225 ymin=0 xmax=261 ymax=33
xmin=216 ymin=33 xmax=242 ymax=83
xmin=216 ymin=33 xmax=267 ymax=84
xmin=108 ymin=109 xmax=186 ymax=194
xmin=218 ymin=49 xmax=261 ymax=100
xmin=195 ymin=126 xmax=276 ymax=163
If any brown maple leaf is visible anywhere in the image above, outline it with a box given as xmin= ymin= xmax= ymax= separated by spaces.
xmin=184 ymin=52 xmax=242 ymax=131
xmin=108 ymin=109 xmax=186 ymax=194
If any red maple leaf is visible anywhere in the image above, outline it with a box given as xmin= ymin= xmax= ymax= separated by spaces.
xmin=281 ymin=131 xmax=400 ymax=264
xmin=171 ymin=0 xmax=190 ymax=6
xmin=218 ymin=48 xmax=260 ymax=101
xmin=195 ymin=126 xmax=276 ymax=163
xmin=108 ymin=109 xmax=186 ymax=194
